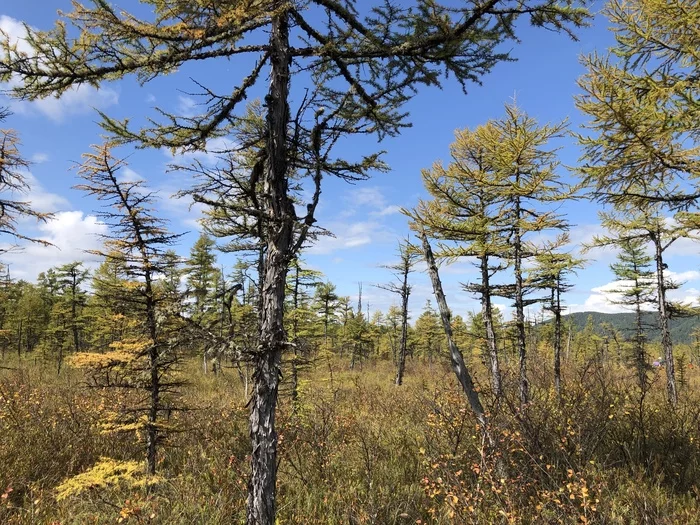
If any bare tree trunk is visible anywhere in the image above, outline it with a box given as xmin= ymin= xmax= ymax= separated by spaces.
xmin=291 ymin=264 xmax=300 ymax=407
xmin=247 ymin=9 xmax=293 ymax=524
xmin=71 ymin=272 xmax=80 ymax=353
xmin=513 ymin=197 xmax=528 ymax=406
xmin=16 ymin=319 xmax=22 ymax=360
xmin=480 ymin=255 xmax=502 ymax=398
xmin=395 ymin=268 xmax=410 ymax=386
xmin=553 ymin=285 xmax=562 ymax=400
xmin=634 ymin=297 xmax=647 ymax=391
xmin=653 ymin=235 xmax=676 ymax=406
xmin=419 ymin=232 xmax=489 ymax=432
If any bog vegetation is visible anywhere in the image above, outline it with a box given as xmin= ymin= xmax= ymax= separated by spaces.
xmin=0 ymin=0 xmax=699 ymax=523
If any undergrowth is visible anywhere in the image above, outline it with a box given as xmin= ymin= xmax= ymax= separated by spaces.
xmin=1 ymin=352 xmax=699 ymax=524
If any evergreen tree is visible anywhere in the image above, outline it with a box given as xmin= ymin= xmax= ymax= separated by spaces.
xmin=608 ymin=238 xmax=656 ymax=390
xmin=185 ymin=233 xmax=218 ymax=320
xmin=284 ymin=258 xmax=322 ymax=404
xmin=55 ymin=262 xmax=89 ymax=353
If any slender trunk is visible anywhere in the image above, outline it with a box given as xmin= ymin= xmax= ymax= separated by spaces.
xmin=653 ymin=235 xmax=676 ymax=406
xmin=419 ymin=232 xmax=489 ymax=432
xmin=71 ymin=274 xmax=80 ymax=353
xmin=291 ymin=265 xmax=299 ymax=406
xmin=480 ymin=254 xmax=502 ymax=398
xmin=513 ymin=197 xmax=528 ymax=406
xmin=634 ymin=286 xmax=646 ymax=391
xmin=395 ymin=269 xmax=410 ymax=386
xmin=553 ymin=284 xmax=562 ymax=399
xmin=145 ymin=273 xmax=159 ymax=476
xmin=323 ymin=299 xmax=329 ymax=348
xmin=248 ymin=9 xmax=293 ymax=524
xmin=16 ymin=319 xmax=22 ymax=360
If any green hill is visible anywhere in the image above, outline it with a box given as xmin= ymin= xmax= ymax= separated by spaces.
xmin=563 ymin=311 xmax=700 ymax=345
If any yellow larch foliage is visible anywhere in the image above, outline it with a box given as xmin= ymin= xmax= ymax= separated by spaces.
xmin=55 ymin=457 xmax=159 ymax=501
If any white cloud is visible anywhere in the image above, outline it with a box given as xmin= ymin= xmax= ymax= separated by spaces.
xmin=307 ymin=221 xmax=394 ymax=255
xmin=666 ymin=269 xmax=700 ymax=283
xmin=2 ymin=211 xmax=107 ymax=280
xmin=15 ymin=85 xmax=119 ymax=122
xmin=0 ymin=15 xmax=32 ymax=54
xmin=352 ymin=187 xmax=387 ymax=209
xmin=666 ymin=236 xmax=700 ymax=257
xmin=30 ymin=152 xmax=49 ymax=164
xmin=118 ymin=167 xmax=144 ymax=183
xmin=17 ymin=171 xmax=70 ymax=213
xmin=375 ymin=204 xmax=402 ymax=216
xmin=337 ymin=186 xmax=403 ymax=219
xmin=177 ymin=95 xmax=198 ymax=117
xmin=163 ymin=137 xmax=237 ymax=166
xmin=0 ymin=15 xmax=119 ymax=122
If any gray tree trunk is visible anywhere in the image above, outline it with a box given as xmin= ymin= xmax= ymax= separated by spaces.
xmin=653 ymin=235 xmax=677 ymax=406
xmin=479 ymin=254 xmax=502 ymax=398
xmin=247 ymin=9 xmax=294 ymax=524
xmin=553 ymin=284 xmax=562 ymax=399
xmin=419 ymin=232 xmax=489 ymax=432
xmin=513 ymin=196 xmax=529 ymax=406
xmin=395 ymin=265 xmax=411 ymax=386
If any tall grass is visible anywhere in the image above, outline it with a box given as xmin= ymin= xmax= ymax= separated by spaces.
xmin=1 ymin=351 xmax=699 ymax=523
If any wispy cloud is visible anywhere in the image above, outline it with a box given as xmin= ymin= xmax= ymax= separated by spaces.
xmin=30 ymin=152 xmax=49 ymax=164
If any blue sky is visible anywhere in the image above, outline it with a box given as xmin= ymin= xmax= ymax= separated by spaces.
xmin=2 ymin=1 xmax=699 ymax=321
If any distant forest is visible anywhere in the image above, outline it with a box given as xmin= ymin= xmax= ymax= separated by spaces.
xmin=563 ymin=312 xmax=700 ymax=345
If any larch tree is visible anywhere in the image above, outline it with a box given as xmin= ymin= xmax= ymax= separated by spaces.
xmin=411 ymin=104 xmax=573 ymax=405
xmin=406 ymin=126 xmax=511 ymax=399
xmin=589 ymin=205 xmax=696 ymax=405
xmin=315 ymin=281 xmax=339 ymax=350
xmin=607 ymin=238 xmax=656 ymax=390
xmin=377 ymin=237 xmax=419 ymax=386
xmin=0 ymin=2 xmax=590 ymax=521
xmin=479 ymin=104 xmax=572 ymax=406
xmin=528 ymin=233 xmax=583 ymax=399
xmin=0 ymin=107 xmax=52 ymax=254
xmin=576 ymin=0 xmax=699 ymax=211
xmin=72 ymin=143 xmax=184 ymax=476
